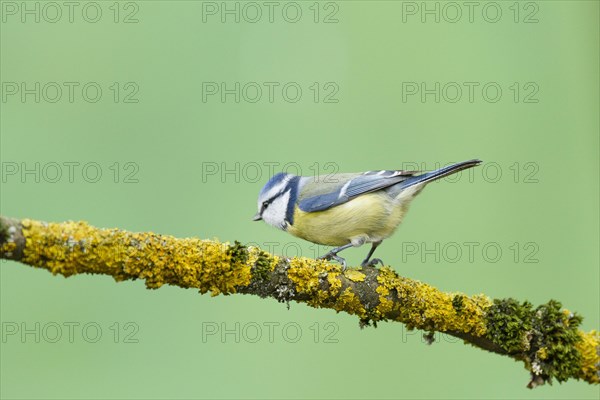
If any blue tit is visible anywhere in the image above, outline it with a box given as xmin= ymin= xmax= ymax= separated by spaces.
xmin=253 ymin=159 xmax=481 ymax=268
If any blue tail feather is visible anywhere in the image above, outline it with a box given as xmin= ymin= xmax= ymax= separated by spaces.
xmin=398 ymin=159 xmax=482 ymax=190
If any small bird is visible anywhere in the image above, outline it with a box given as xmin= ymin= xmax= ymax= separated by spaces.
xmin=253 ymin=159 xmax=481 ymax=269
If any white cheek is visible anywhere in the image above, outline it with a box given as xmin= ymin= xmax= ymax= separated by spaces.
xmin=262 ymin=191 xmax=291 ymax=230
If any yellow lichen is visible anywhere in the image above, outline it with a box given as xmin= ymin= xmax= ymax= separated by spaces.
xmin=344 ymin=269 xmax=366 ymax=282
xmin=17 ymin=219 xmax=492 ymax=336
xmin=375 ymin=285 xmax=395 ymax=318
xmin=19 ymin=219 xmax=253 ymax=296
xmin=287 ymin=257 xmax=322 ymax=296
xmin=287 ymin=257 xmax=343 ymax=307
xmin=575 ymin=330 xmax=600 ymax=384
xmin=375 ymin=266 xmax=491 ymax=335
xmin=327 ymin=272 xmax=342 ymax=297
xmin=0 ymin=241 xmax=16 ymax=256
xmin=196 ymin=240 xmax=252 ymax=296
xmin=333 ymin=287 xmax=367 ymax=319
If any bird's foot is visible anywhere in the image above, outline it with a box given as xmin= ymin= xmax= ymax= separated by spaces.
xmin=318 ymin=252 xmax=347 ymax=270
xmin=361 ymin=258 xmax=384 ymax=268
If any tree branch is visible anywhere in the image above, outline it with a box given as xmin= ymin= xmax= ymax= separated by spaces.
xmin=1 ymin=215 xmax=598 ymax=388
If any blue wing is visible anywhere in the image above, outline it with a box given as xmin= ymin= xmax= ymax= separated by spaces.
xmin=298 ymin=170 xmax=417 ymax=213
xmin=298 ymin=159 xmax=481 ymax=212
xmin=298 ymin=160 xmax=482 ymax=213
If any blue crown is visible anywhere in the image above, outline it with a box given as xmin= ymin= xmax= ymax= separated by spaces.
xmin=260 ymin=172 xmax=290 ymax=196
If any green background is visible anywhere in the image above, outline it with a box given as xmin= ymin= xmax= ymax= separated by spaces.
xmin=1 ymin=1 xmax=599 ymax=399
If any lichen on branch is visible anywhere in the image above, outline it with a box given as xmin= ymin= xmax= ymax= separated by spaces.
xmin=0 ymin=215 xmax=598 ymax=388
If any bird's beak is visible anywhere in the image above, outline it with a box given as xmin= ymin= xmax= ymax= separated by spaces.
xmin=252 ymin=213 xmax=262 ymax=221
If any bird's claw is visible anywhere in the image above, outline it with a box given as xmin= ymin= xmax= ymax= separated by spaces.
xmin=361 ymin=258 xmax=384 ymax=268
xmin=318 ymin=253 xmax=347 ymax=271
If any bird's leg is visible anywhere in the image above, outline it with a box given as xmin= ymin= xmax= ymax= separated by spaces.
xmin=318 ymin=243 xmax=354 ymax=270
xmin=361 ymin=241 xmax=384 ymax=267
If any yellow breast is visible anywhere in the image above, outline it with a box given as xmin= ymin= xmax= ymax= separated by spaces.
xmin=287 ymin=192 xmax=407 ymax=247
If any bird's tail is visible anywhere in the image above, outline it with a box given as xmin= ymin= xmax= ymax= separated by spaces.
xmin=398 ymin=159 xmax=482 ymax=189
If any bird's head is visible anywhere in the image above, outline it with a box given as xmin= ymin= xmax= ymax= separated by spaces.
xmin=254 ymin=173 xmax=298 ymax=230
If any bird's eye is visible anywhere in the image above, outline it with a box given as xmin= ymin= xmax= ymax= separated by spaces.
xmin=262 ymin=201 xmax=269 ymax=209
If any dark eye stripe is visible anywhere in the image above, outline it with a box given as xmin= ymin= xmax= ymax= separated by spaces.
xmin=261 ymin=193 xmax=279 ymax=213
xmin=263 ymin=196 xmax=276 ymax=207
xmin=264 ymin=187 xmax=287 ymax=205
